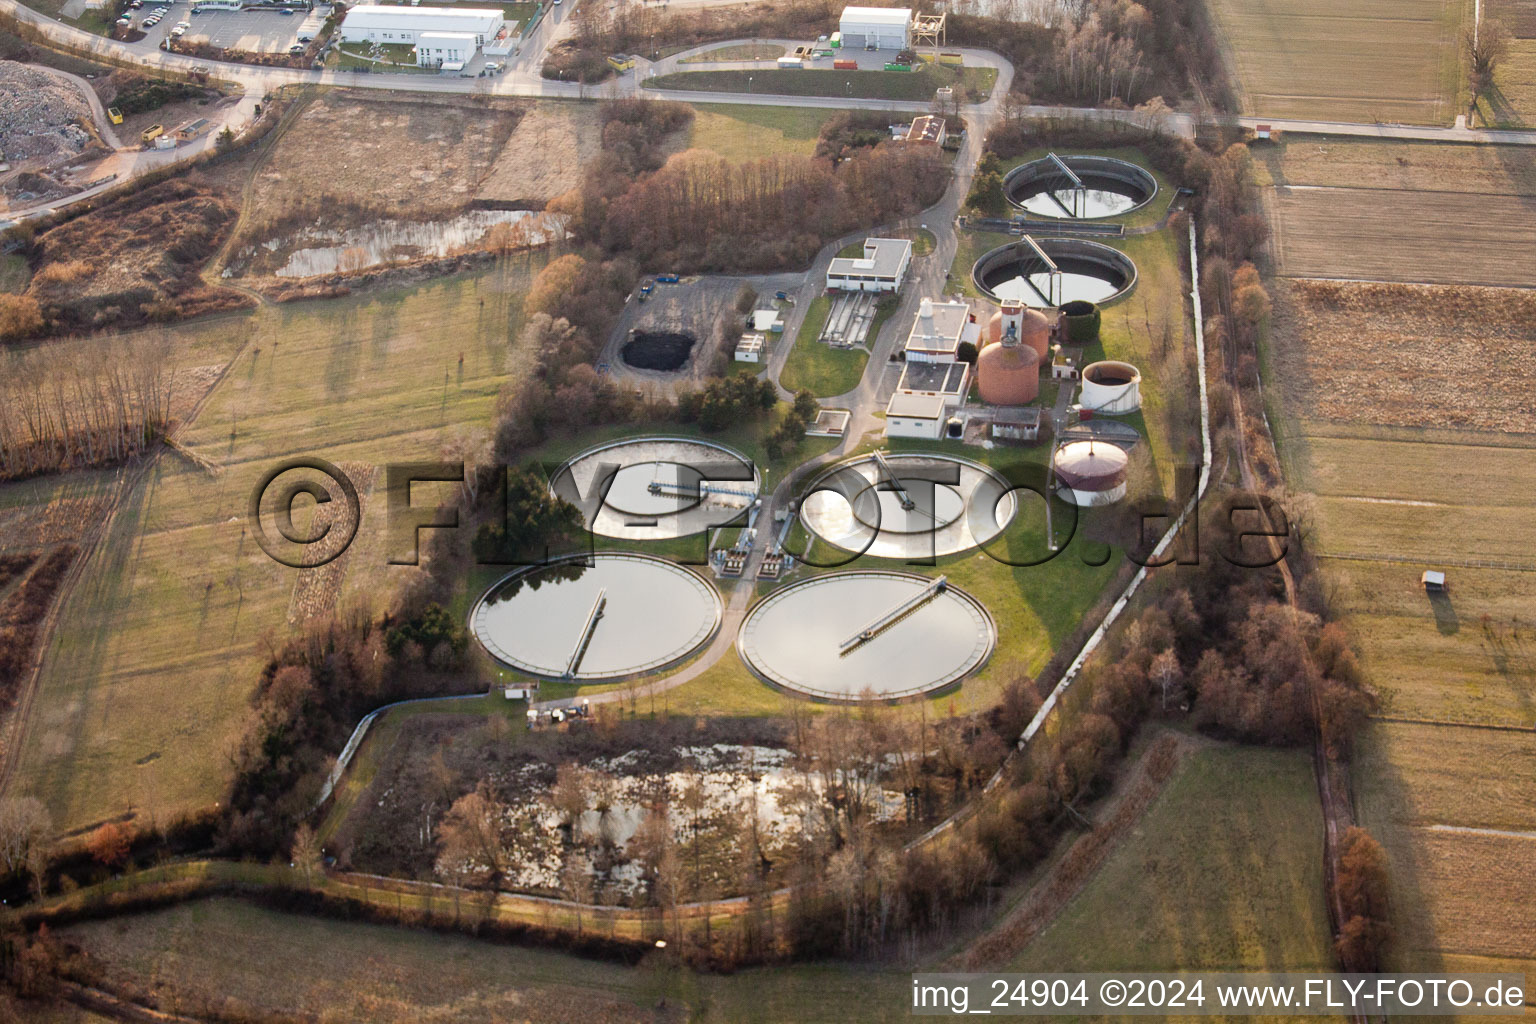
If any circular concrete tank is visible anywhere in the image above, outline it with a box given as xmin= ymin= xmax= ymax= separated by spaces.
xmin=1003 ymin=155 xmax=1158 ymax=220
xmin=1053 ymin=440 xmax=1129 ymax=506
xmin=1079 ymin=360 xmax=1142 ymax=414
xmin=973 ymin=237 xmax=1137 ymax=307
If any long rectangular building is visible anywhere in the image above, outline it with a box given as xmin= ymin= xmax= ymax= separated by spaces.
xmin=339 ymin=5 xmax=505 ymax=61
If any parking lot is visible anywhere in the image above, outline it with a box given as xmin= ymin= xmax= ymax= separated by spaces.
xmin=185 ymin=4 xmax=322 ymax=53
xmin=122 ymin=0 xmax=325 ymax=55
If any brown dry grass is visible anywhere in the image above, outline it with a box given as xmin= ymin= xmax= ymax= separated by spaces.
xmin=1487 ymin=0 xmax=1536 ymax=37
xmin=1206 ymin=0 xmax=1462 ymax=123
xmin=1358 ymin=722 xmax=1536 ymax=831
xmin=1270 ymin=279 xmax=1536 ymax=433
xmin=1268 ymin=187 xmax=1536 ymax=286
xmin=474 ymin=101 xmax=603 ymax=209
xmin=246 ymin=92 xmax=525 ymax=229
xmin=1255 ymin=137 xmax=1536 ymax=194
xmin=1387 ymin=827 xmax=1536 ymax=962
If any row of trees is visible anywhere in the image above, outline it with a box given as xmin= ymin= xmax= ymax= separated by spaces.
xmin=0 ymin=333 xmax=176 ymax=481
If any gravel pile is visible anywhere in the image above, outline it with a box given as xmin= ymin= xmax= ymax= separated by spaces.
xmin=0 ymin=61 xmax=95 ymax=164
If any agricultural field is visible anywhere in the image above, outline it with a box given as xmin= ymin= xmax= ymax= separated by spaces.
xmin=10 ymin=257 xmax=542 ymax=834
xmin=1206 ymin=0 xmax=1464 ymax=123
xmin=1263 ymin=136 xmax=1536 ymax=1004
xmin=1480 ymin=0 xmax=1536 ymax=126
xmin=1009 ymin=744 xmax=1336 ymax=972
xmin=1258 ymin=137 xmax=1536 ymax=286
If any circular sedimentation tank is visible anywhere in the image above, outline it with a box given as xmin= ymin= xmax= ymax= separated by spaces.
xmin=1003 ymin=155 xmax=1158 ymax=220
xmin=737 ymin=571 xmax=995 ymax=700
xmin=798 ymin=452 xmax=1016 ymax=560
xmin=973 ymin=237 xmax=1137 ymax=307
xmin=549 ymin=437 xmax=760 ymax=541
xmin=472 ymin=553 xmax=722 ymax=681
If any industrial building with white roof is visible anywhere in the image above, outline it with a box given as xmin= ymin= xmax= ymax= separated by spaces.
xmin=826 ymin=237 xmax=912 ymax=293
xmin=339 ymin=5 xmax=512 ymax=64
xmin=838 ymin=5 xmax=912 ymax=49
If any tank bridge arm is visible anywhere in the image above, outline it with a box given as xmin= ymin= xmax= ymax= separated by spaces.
xmin=647 ymin=480 xmax=758 ymax=500
xmin=1045 ymin=153 xmax=1085 ymax=218
xmin=563 ymin=587 xmax=607 ymax=679
xmin=838 ymin=576 xmax=948 ymax=655
xmin=871 ymin=450 xmax=915 ymax=511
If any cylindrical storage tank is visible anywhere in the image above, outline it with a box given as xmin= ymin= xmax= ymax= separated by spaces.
xmin=986 ymin=303 xmax=1050 ymax=365
xmin=1053 ymin=440 xmax=1128 ymax=506
xmin=1079 ymin=360 xmax=1142 ymax=414
xmin=1060 ymin=299 xmax=1100 ymax=343
xmin=977 ymin=336 xmax=1040 ymax=405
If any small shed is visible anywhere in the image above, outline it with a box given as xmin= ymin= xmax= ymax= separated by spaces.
xmin=1422 ymin=570 xmax=1447 ymax=593
xmin=1255 ymin=123 xmax=1272 ymax=140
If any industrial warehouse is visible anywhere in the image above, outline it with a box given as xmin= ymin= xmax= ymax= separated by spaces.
xmin=337 ymin=4 xmax=514 ymax=65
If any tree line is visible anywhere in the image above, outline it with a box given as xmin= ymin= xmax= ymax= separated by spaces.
xmin=0 ymin=333 xmax=175 ymax=481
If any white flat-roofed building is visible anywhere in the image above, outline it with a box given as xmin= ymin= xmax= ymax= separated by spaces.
xmin=884 ymin=391 xmax=949 ymax=439
xmin=735 ymin=333 xmax=766 ymax=362
xmin=903 ymin=297 xmax=977 ymax=363
xmin=826 ymin=237 xmax=912 ymax=293
xmin=418 ymin=31 xmax=477 ymax=64
xmin=340 ymin=4 xmax=504 ymax=61
xmin=839 ymin=5 xmax=911 ymax=49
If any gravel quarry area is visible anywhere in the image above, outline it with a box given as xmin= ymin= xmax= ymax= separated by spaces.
xmin=0 ymin=60 xmax=99 ymax=166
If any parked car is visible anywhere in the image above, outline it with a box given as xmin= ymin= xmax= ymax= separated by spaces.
xmin=483 ymin=61 xmax=499 ymax=71
xmin=115 ymin=15 xmax=131 ymax=25
xmin=288 ymin=42 xmax=304 ymax=53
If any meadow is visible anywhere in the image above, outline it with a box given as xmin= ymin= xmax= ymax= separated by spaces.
xmin=10 ymin=255 xmax=542 ymax=835
xmin=1010 ymin=744 xmax=1336 ymax=972
xmin=1205 ymin=0 xmax=1464 ymax=123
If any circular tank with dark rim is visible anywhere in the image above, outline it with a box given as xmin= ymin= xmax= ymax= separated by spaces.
xmin=1003 ymin=155 xmax=1158 ymax=220
xmin=972 ymin=237 xmax=1138 ymax=307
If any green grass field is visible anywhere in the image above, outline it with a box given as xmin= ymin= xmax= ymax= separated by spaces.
xmin=1206 ymin=0 xmax=1465 ymax=124
xmin=58 ymin=896 xmax=930 ymax=1023
xmin=684 ymin=103 xmax=832 ymax=162
xmin=1012 ymin=745 xmax=1336 ymax=972
xmin=778 ymin=295 xmax=868 ymax=398
xmin=648 ymin=65 xmax=996 ymax=103
xmin=681 ymin=42 xmax=787 ymax=63
xmin=12 ymin=256 xmax=542 ymax=835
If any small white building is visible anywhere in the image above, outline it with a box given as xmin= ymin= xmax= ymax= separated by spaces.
xmin=827 ymin=237 xmax=912 ymax=293
xmin=751 ymin=308 xmax=784 ymax=333
xmin=339 ymin=4 xmax=506 ymax=63
xmin=839 ymin=5 xmax=911 ymax=50
xmin=735 ymin=333 xmax=766 ymax=362
xmin=884 ymin=390 xmax=949 ymax=439
xmin=903 ymin=297 xmax=977 ymax=364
